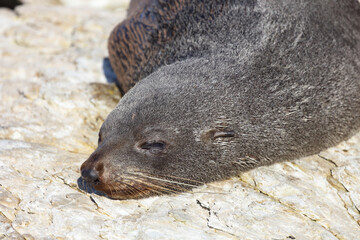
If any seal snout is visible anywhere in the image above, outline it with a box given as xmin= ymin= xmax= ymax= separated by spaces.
xmin=80 ymin=154 xmax=104 ymax=186
xmin=81 ymin=168 xmax=100 ymax=185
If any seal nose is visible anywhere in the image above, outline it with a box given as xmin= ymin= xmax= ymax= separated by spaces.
xmin=81 ymin=168 xmax=100 ymax=184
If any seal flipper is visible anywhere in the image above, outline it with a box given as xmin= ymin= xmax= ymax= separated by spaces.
xmin=108 ymin=0 xmax=184 ymax=94
xmin=108 ymin=0 xmax=228 ymax=94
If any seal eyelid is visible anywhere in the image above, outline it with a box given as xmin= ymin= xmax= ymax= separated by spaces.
xmin=201 ymin=129 xmax=236 ymax=141
xmin=213 ymin=130 xmax=235 ymax=138
xmin=140 ymin=141 xmax=167 ymax=154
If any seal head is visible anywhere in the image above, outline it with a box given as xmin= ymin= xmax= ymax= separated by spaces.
xmin=81 ymin=61 xmax=257 ymax=199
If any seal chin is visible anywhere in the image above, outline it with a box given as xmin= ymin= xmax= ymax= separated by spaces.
xmin=92 ymin=180 xmax=162 ymax=200
xmin=84 ymin=171 xmax=202 ymax=200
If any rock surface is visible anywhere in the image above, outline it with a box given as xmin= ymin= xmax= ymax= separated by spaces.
xmin=1 ymin=2 xmax=360 ymax=240
xmin=20 ymin=0 xmax=130 ymax=9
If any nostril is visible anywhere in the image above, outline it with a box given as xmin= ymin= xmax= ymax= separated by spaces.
xmin=81 ymin=168 xmax=100 ymax=184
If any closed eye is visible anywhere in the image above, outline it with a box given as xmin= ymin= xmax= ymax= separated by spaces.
xmin=140 ymin=141 xmax=166 ymax=154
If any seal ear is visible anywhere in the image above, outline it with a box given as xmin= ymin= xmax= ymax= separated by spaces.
xmin=201 ymin=129 xmax=235 ymax=143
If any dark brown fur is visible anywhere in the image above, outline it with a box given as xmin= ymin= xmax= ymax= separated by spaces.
xmin=108 ymin=0 xmax=225 ymax=94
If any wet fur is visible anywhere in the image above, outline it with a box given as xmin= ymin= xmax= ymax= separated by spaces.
xmin=81 ymin=0 xmax=360 ymax=199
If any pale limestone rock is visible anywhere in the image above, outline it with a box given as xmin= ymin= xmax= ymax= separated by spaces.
xmin=0 ymin=212 xmax=25 ymax=240
xmin=0 ymin=4 xmax=125 ymax=153
xmin=58 ymin=0 xmax=130 ymax=9
xmin=0 ymin=3 xmax=360 ymax=240
xmin=20 ymin=0 xmax=130 ymax=10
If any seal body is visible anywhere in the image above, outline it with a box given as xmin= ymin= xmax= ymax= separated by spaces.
xmin=81 ymin=0 xmax=360 ymax=200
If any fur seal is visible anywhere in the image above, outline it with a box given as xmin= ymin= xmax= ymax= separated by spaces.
xmin=81 ymin=0 xmax=360 ymax=200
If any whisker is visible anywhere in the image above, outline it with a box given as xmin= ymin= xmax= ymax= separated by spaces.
xmin=155 ymin=180 xmax=189 ymax=192
xmin=143 ymin=187 xmax=165 ymax=196
xmin=114 ymin=179 xmax=149 ymax=198
xmin=129 ymin=172 xmax=199 ymax=188
xmin=108 ymin=183 xmax=114 ymax=197
xmin=120 ymin=181 xmax=138 ymax=196
xmin=135 ymin=174 xmax=231 ymax=195
xmin=132 ymin=175 xmax=188 ymax=191
xmin=111 ymin=182 xmax=121 ymax=196
xmin=120 ymin=184 xmax=133 ymax=197
xmin=127 ymin=183 xmax=147 ymax=198
xmin=147 ymin=182 xmax=181 ymax=194
xmin=128 ymin=178 xmax=180 ymax=195
xmin=124 ymin=178 xmax=166 ymax=196
xmin=155 ymin=173 xmax=205 ymax=185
